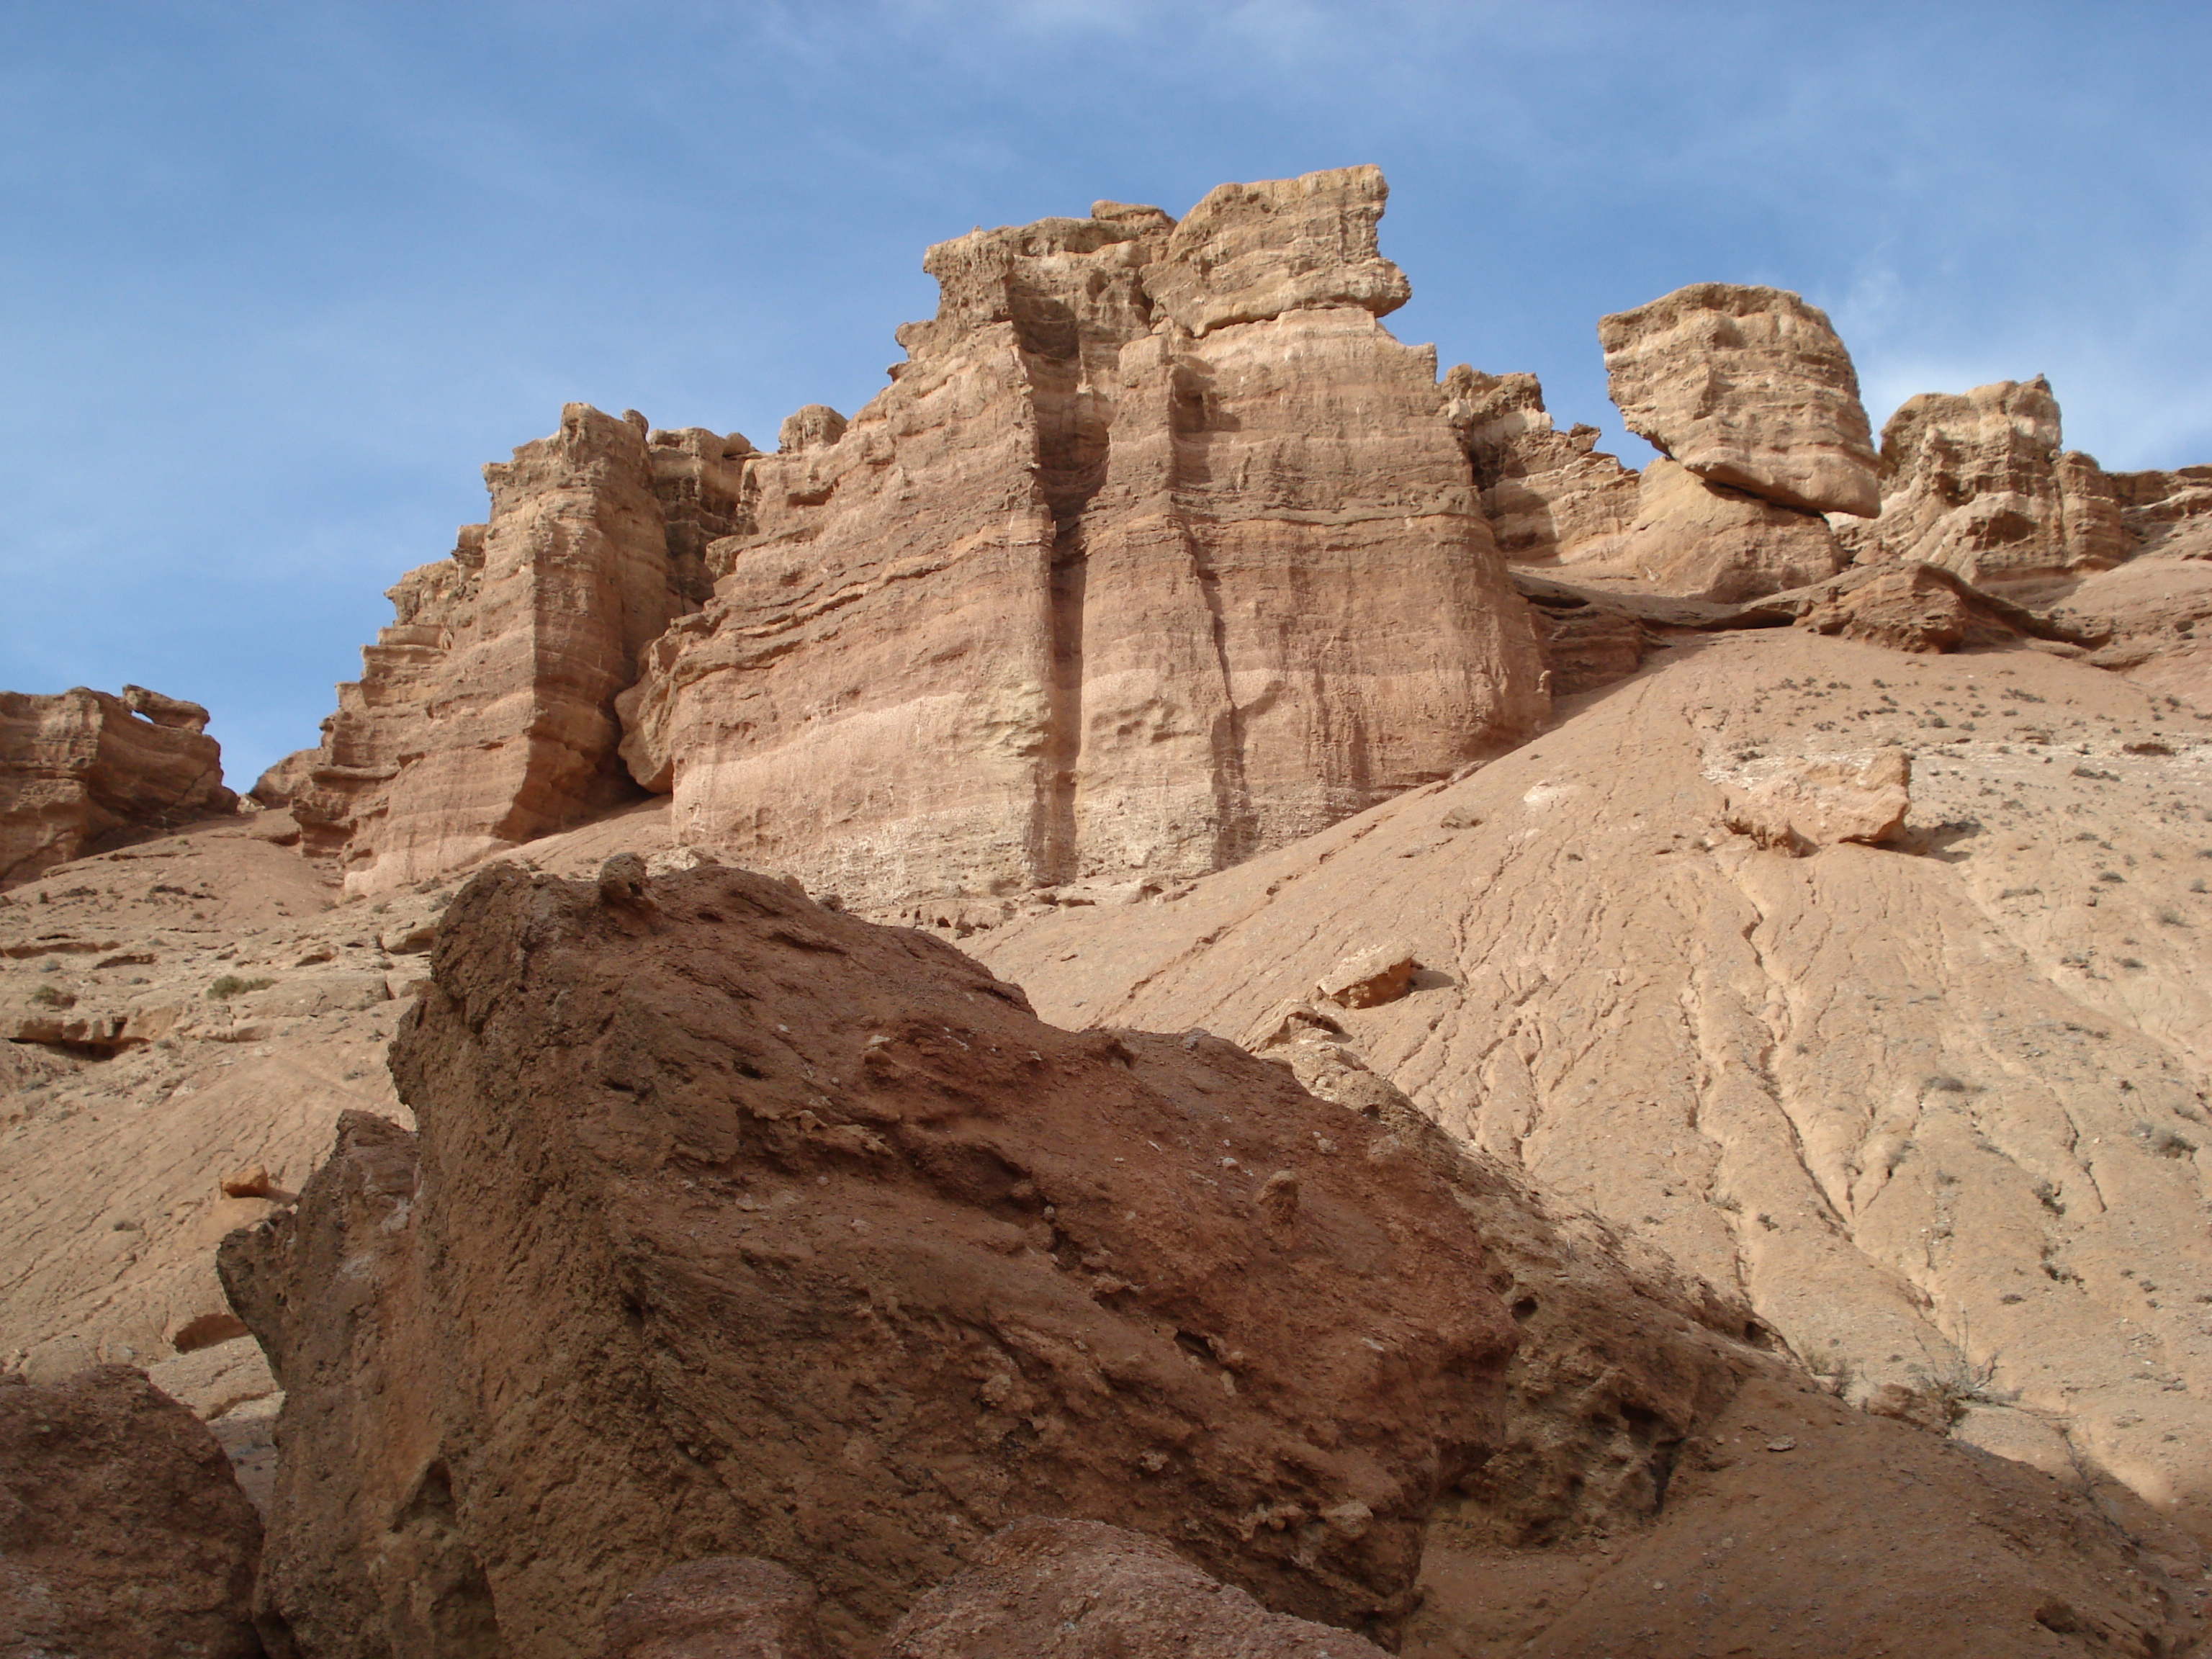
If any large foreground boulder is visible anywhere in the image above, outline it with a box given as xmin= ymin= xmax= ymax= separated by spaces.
xmin=0 ymin=1364 xmax=261 ymax=1658
xmin=0 ymin=685 xmax=231 ymax=888
xmin=222 ymin=861 xmax=1517 ymax=1657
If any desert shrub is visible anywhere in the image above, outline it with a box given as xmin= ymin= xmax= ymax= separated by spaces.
xmin=205 ymin=974 xmax=275 ymax=1001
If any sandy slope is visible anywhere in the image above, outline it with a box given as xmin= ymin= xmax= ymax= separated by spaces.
xmin=974 ymin=627 xmax=2212 ymax=1537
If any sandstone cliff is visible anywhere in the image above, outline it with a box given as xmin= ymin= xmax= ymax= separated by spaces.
xmin=619 ymin=166 xmax=1547 ymax=920
xmin=0 ymin=686 xmax=231 ymax=889
xmin=283 ymin=405 xmax=727 ymax=896
xmin=1836 ymin=377 xmax=2128 ymax=587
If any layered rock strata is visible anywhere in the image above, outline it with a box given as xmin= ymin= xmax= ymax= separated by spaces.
xmin=1442 ymin=366 xmax=1637 ymax=566
xmin=1598 ymin=282 xmax=1881 ymax=517
xmin=221 ymin=861 xmax=1517 ymax=1658
xmin=0 ymin=685 xmax=231 ymax=889
xmin=284 ymin=404 xmax=727 ymax=895
xmin=1836 ymin=377 xmax=2127 ymax=586
xmin=1614 ymin=457 xmax=1844 ymax=601
xmin=619 ymin=166 xmax=1547 ymax=917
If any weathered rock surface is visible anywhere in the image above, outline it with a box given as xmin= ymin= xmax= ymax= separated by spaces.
xmin=881 ymin=1517 xmax=1393 ymax=1658
xmin=0 ymin=685 xmax=232 ymax=889
xmin=1720 ymin=745 xmax=1910 ymax=853
xmin=1143 ymin=164 xmax=1410 ymax=336
xmin=289 ymin=403 xmax=708 ymax=895
xmin=1442 ymin=366 xmax=1638 ymax=567
xmin=1599 ymin=282 xmax=1880 ymax=517
xmin=1616 ymin=457 xmax=1844 ymax=601
xmin=976 ymin=627 xmax=2212 ymax=1543
xmin=619 ymin=168 xmax=1544 ymax=920
xmin=1409 ymin=1370 xmax=2208 ymax=1659
xmin=222 ymin=861 xmax=1517 ymax=1657
xmin=1836 ymin=377 xmax=2128 ymax=587
xmin=597 ymin=1557 xmax=832 ymax=1659
xmin=0 ymin=1364 xmax=261 ymax=1659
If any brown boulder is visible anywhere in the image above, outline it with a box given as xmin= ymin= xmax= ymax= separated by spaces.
xmin=221 ymin=862 xmax=1516 ymax=1657
xmin=1316 ymin=941 xmax=1417 ymax=1009
xmin=1599 ymin=282 xmax=1880 ymax=517
xmin=598 ymin=1557 xmax=832 ymax=1659
xmin=882 ymin=1517 xmax=1392 ymax=1658
xmin=1838 ymin=377 xmax=2126 ymax=587
xmin=1719 ymin=746 xmax=1911 ymax=854
xmin=0 ymin=1364 xmax=261 ymax=1659
xmin=0 ymin=686 xmax=233 ymax=889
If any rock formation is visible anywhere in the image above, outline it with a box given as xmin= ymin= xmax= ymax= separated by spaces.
xmin=1598 ymin=282 xmax=1881 ymax=517
xmin=881 ymin=1517 xmax=1393 ymax=1658
xmin=0 ymin=1363 xmax=262 ymax=1659
xmin=1614 ymin=456 xmax=1844 ymax=601
xmin=0 ymin=685 xmax=231 ymax=889
xmin=220 ymin=860 xmax=1517 ymax=1657
xmin=282 ymin=404 xmax=728 ymax=895
xmin=1443 ymin=358 xmax=1845 ymax=603
xmin=619 ymin=165 xmax=1547 ymax=918
xmin=1441 ymin=366 xmax=1639 ymax=566
xmin=1836 ymin=377 xmax=2128 ymax=586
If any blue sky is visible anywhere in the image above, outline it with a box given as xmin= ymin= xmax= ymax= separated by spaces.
xmin=4 ymin=1 xmax=2208 ymax=788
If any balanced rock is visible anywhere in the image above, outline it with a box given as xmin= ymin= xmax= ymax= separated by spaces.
xmin=0 ymin=685 xmax=233 ymax=889
xmin=0 ymin=1364 xmax=261 ymax=1659
xmin=288 ymin=403 xmax=719 ymax=895
xmin=220 ymin=862 xmax=1516 ymax=1658
xmin=1836 ymin=377 xmax=2127 ymax=586
xmin=1599 ymin=282 xmax=1880 ymax=517
xmin=619 ymin=167 xmax=1545 ymax=919
xmin=881 ymin=1517 xmax=1391 ymax=1659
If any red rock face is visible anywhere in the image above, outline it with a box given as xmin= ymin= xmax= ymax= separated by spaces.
xmin=0 ymin=1364 xmax=262 ymax=1659
xmin=221 ymin=861 xmax=1516 ymax=1658
xmin=288 ymin=405 xmax=709 ymax=895
xmin=621 ymin=167 xmax=1547 ymax=917
xmin=0 ymin=686 xmax=231 ymax=888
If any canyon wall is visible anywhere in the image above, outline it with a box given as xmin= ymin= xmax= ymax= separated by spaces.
xmin=279 ymin=406 xmax=737 ymax=896
xmin=621 ymin=166 xmax=1547 ymax=918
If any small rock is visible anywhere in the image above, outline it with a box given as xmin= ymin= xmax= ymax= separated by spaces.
xmin=220 ymin=1164 xmax=273 ymax=1199
xmin=1316 ymin=941 xmax=1418 ymax=1009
